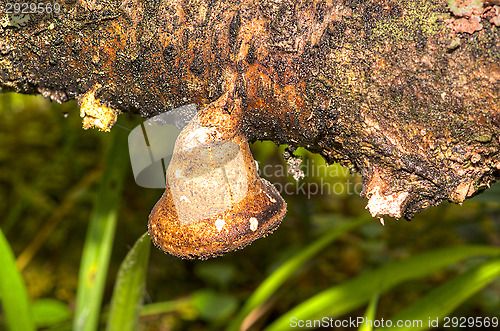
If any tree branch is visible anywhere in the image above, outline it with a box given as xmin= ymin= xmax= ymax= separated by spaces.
xmin=1 ymin=0 xmax=499 ymax=221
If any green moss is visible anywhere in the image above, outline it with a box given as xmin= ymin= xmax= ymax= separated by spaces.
xmin=372 ymin=0 xmax=444 ymax=42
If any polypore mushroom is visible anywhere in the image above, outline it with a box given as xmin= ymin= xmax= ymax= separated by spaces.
xmin=148 ymin=97 xmax=286 ymax=259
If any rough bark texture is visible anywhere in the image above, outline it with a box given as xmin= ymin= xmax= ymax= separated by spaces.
xmin=1 ymin=0 xmax=500 ymax=220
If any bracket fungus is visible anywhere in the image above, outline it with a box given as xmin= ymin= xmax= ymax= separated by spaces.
xmin=148 ymin=104 xmax=286 ymax=259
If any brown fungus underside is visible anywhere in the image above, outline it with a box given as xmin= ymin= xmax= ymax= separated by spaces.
xmin=1 ymin=0 xmax=500 ymax=256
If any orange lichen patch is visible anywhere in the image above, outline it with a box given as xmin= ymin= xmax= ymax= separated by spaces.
xmin=79 ymin=84 xmax=120 ymax=131
xmin=450 ymin=181 xmax=475 ymax=204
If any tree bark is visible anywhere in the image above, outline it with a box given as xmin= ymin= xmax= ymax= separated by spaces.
xmin=1 ymin=0 xmax=499 ymax=220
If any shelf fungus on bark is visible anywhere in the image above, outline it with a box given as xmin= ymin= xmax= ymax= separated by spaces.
xmin=148 ymin=102 xmax=286 ymax=259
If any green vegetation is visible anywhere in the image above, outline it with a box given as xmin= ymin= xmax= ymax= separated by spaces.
xmin=372 ymin=0 xmax=443 ymax=42
xmin=1 ymin=93 xmax=499 ymax=330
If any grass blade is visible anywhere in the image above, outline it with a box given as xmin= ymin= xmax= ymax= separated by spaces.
xmin=140 ymin=298 xmax=194 ymax=317
xmin=359 ymin=292 xmax=379 ymax=331
xmin=227 ymin=216 xmax=371 ymax=331
xmin=379 ymin=257 xmax=500 ymax=331
xmin=0 ymin=228 xmax=35 ymax=331
xmin=265 ymin=245 xmax=500 ymax=331
xmin=74 ymin=128 xmax=129 ymax=331
xmin=32 ymin=298 xmax=72 ymax=328
xmin=106 ymin=232 xmax=151 ymax=331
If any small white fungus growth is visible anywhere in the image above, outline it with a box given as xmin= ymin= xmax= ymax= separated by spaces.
xmin=215 ymin=218 xmax=225 ymax=231
xmin=249 ymin=217 xmax=258 ymax=232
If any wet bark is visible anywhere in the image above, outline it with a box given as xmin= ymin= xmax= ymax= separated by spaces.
xmin=1 ymin=0 xmax=499 ymax=220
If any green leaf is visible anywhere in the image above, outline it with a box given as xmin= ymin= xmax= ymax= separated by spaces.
xmin=379 ymin=257 xmax=500 ymax=331
xmin=227 ymin=216 xmax=371 ymax=331
xmin=32 ymin=298 xmax=71 ymax=328
xmin=359 ymin=293 xmax=379 ymax=331
xmin=192 ymin=290 xmax=238 ymax=321
xmin=265 ymin=245 xmax=500 ymax=331
xmin=194 ymin=262 xmax=237 ymax=288
xmin=106 ymin=232 xmax=151 ymax=331
xmin=0 ymin=228 xmax=35 ymax=331
xmin=141 ymin=298 xmax=194 ymax=317
xmin=74 ymin=127 xmax=129 ymax=331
